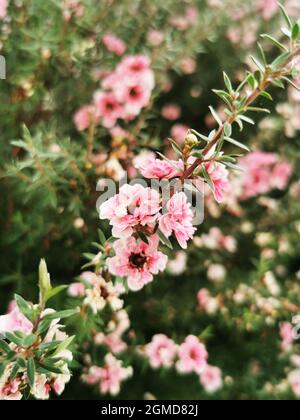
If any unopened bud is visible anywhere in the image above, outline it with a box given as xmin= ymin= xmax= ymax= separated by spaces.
xmin=39 ymin=259 xmax=51 ymax=304
xmin=184 ymin=132 xmax=198 ymax=147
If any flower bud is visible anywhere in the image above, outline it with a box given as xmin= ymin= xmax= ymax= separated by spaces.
xmin=39 ymin=259 xmax=51 ymax=304
xmin=184 ymin=132 xmax=198 ymax=147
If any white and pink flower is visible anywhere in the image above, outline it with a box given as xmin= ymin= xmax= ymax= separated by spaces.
xmin=107 ymin=235 xmax=168 ymax=291
xmin=176 ymin=335 xmax=208 ymax=375
xmin=145 ymin=334 xmax=178 ymax=369
xmin=159 ymin=192 xmax=196 ymax=249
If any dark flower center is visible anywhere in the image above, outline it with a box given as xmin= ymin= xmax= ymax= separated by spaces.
xmin=129 ymin=253 xmax=147 ymax=268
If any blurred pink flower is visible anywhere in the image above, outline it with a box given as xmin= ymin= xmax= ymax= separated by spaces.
xmin=73 ymin=105 xmax=97 ymax=131
xmin=107 ymin=236 xmax=168 ymax=291
xmin=257 ymin=0 xmax=278 ymax=20
xmin=100 ymin=184 xmax=161 ymax=238
xmin=82 ymin=354 xmax=132 ymax=396
xmin=0 ymin=307 xmax=33 ymax=335
xmin=102 ymin=33 xmax=126 ymax=56
xmin=68 ymin=282 xmax=86 ymax=298
xmin=171 ymin=124 xmax=189 ymax=144
xmin=159 ymin=192 xmax=196 ymax=249
xmin=280 ymin=322 xmax=295 ymax=352
xmin=145 ymin=334 xmax=177 ymax=369
xmin=0 ymin=0 xmax=8 ymax=19
xmin=176 ymin=335 xmax=208 ymax=375
xmin=147 ymin=29 xmax=164 ymax=46
xmin=200 ymin=365 xmax=223 ymax=393
xmin=94 ymin=91 xmax=123 ymax=128
xmin=239 ymin=151 xmax=292 ymax=199
xmin=288 ymin=370 xmax=300 ymax=398
xmin=162 ymin=104 xmax=181 ymax=121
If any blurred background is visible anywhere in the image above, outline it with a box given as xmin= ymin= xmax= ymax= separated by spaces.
xmin=1 ymin=0 xmax=300 ymax=400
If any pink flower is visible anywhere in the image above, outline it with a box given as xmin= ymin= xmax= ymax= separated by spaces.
xmin=239 ymin=152 xmax=292 ymax=199
xmin=167 ymin=251 xmax=187 ymax=275
xmin=136 ymin=157 xmax=183 ymax=179
xmin=100 ymin=184 xmax=161 ymax=238
xmin=94 ymin=91 xmax=123 ymax=128
xmin=147 ymin=29 xmax=164 ymax=46
xmin=116 ymin=55 xmax=151 ymax=75
xmin=107 ymin=235 xmax=168 ymax=291
xmin=118 ymin=78 xmax=152 ymax=119
xmin=0 ymin=307 xmax=33 ymax=335
xmin=288 ymin=370 xmax=300 ymax=398
xmin=206 ymin=162 xmax=231 ymax=203
xmin=0 ymin=0 xmax=7 ymax=19
xmin=0 ymin=0 xmax=8 ymax=19
xmin=200 ymin=365 xmax=223 ymax=393
xmin=102 ymin=33 xmax=126 ymax=56
xmin=280 ymin=322 xmax=295 ymax=352
xmin=145 ymin=334 xmax=178 ymax=369
xmin=171 ymin=124 xmax=189 ymax=144
xmin=83 ymin=354 xmax=133 ymax=396
xmin=159 ymin=192 xmax=196 ymax=249
xmin=95 ymin=332 xmax=128 ymax=355
xmin=197 ymin=288 xmax=218 ymax=315
xmin=162 ymin=104 xmax=181 ymax=121
xmin=176 ymin=335 xmax=208 ymax=375
xmin=68 ymin=282 xmax=85 ymax=298
xmin=73 ymin=105 xmax=97 ymax=131
xmin=257 ymin=0 xmax=278 ymax=20
xmin=271 ymin=163 xmax=293 ymax=190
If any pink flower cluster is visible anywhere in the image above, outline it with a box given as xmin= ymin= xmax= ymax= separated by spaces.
xmin=144 ymin=334 xmax=222 ymax=394
xmin=100 ymin=184 xmax=197 ymax=289
xmin=82 ymin=353 xmax=133 ymax=396
xmin=239 ymin=151 xmax=292 ymax=200
xmin=68 ymin=271 xmax=125 ymax=314
xmin=74 ymin=55 xmax=154 ymax=131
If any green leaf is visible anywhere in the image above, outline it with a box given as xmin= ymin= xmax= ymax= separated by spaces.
xmin=209 ymin=106 xmax=222 ymax=126
xmin=43 ymin=308 xmax=79 ymax=321
xmin=137 ymin=231 xmax=150 ymax=245
xmin=238 ymin=115 xmax=255 ymax=125
xmin=0 ymin=340 xmax=12 ymax=354
xmin=257 ymin=43 xmax=267 ymax=65
xmin=44 ymin=285 xmax=68 ymax=303
xmin=223 ymin=161 xmax=244 ymax=172
xmin=259 ymin=91 xmax=273 ymax=101
xmin=201 ymin=165 xmax=215 ymax=191
xmin=39 ymin=259 xmax=52 ymax=306
xmin=5 ymin=332 xmax=24 ymax=347
xmin=23 ymin=334 xmax=37 ymax=348
xmin=53 ymin=336 xmax=75 ymax=357
xmin=281 ymin=76 xmax=300 ymax=92
xmin=14 ymin=294 xmax=35 ymax=323
xmin=223 ymin=72 xmax=233 ymax=93
xmin=98 ymin=229 xmax=106 ymax=246
xmin=224 ymin=123 xmax=232 ymax=137
xmin=270 ymin=78 xmax=285 ymax=89
xmin=248 ymin=106 xmax=271 ymax=113
xmin=38 ymin=340 xmax=62 ymax=352
xmin=168 ymin=138 xmax=183 ymax=156
xmin=36 ymin=362 xmax=63 ymax=375
xmin=279 ymin=3 xmax=293 ymax=30
xmin=224 ymin=137 xmax=250 ymax=152
xmin=271 ymin=51 xmax=291 ymax=69
xmin=27 ymin=358 xmax=35 ymax=388
xmin=250 ymin=56 xmax=265 ymax=72
xmin=157 ymin=229 xmax=173 ymax=249
xmin=260 ymin=34 xmax=287 ymax=51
